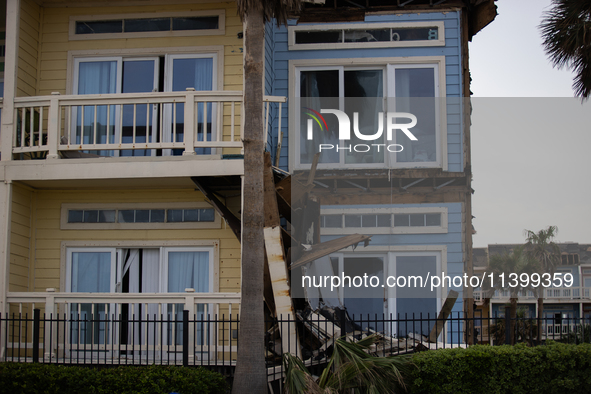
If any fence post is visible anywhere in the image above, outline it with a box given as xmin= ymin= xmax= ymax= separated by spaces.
xmin=33 ymin=309 xmax=40 ymax=363
xmin=182 ymin=310 xmax=189 ymax=367
xmin=505 ymin=306 xmax=511 ymax=345
xmin=340 ymin=309 xmax=347 ymax=341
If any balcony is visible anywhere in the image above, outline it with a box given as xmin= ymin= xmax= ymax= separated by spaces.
xmin=4 ymin=290 xmax=241 ymax=366
xmin=474 ymin=286 xmax=591 ymax=303
xmin=5 ymin=91 xmax=284 ymax=161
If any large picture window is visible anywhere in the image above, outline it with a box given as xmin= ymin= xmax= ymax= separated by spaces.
xmin=292 ymin=57 xmax=445 ymax=170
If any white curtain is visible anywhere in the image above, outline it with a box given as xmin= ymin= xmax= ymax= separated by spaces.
xmin=70 ymin=251 xmax=112 ymax=346
xmin=76 ymin=61 xmax=118 ymax=150
xmin=167 ymin=251 xmax=210 ymax=346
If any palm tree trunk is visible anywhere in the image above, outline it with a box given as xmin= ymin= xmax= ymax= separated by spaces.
xmin=510 ymin=297 xmax=517 ymax=345
xmin=537 ymin=295 xmax=544 ymax=344
xmin=232 ymin=4 xmax=267 ymax=393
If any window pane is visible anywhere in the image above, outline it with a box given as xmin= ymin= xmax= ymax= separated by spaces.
xmin=295 ymin=30 xmax=341 ymax=44
xmin=68 ymin=210 xmax=84 ymax=223
xmin=150 ymin=210 xmax=165 ymax=223
xmin=199 ymin=209 xmax=215 ymax=222
xmin=344 ymin=214 xmax=361 ymax=228
xmin=300 ymin=70 xmax=340 ymax=165
xmin=71 ymin=252 xmax=111 ymax=292
xmin=98 ymin=210 xmax=116 ymax=223
xmin=167 ymin=251 xmax=210 ymax=292
xmin=361 ymin=214 xmax=377 ymax=228
xmin=183 ymin=209 xmax=200 ymax=222
xmin=119 ymin=210 xmax=135 ymax=223
xmin=410 ymin=214 xmax=425 ymax=227
xmin=344 ymin=70 xmax=384 ymax=165
xmin=394 ymin=68 xmax=436 ymax=163
xmin=391 ymin=27 xmax=437 ymax=41
xmin=172 ymin=16 xmax=218 ymax=31
xmin=377 ymin=214 xmax=391 ymax=227
xmin=135 ymin=210 xmax=150 ymax=223
xmin=168 ymin=209 xmax=183 ymax=222
xmin=124 ymin=18 xmax=170 ymax=32
xmin=425 ymin=213 xmax=441 ymax=226
xmin=75 ymin=20 xmax=123 ymax=34
xmin=83 ymin=210 xmax=99 ymax=223
xmin=323 ymin=215 xmax=342 ymax=228
xmin=394 ymin=214 xmax=409 ymax=227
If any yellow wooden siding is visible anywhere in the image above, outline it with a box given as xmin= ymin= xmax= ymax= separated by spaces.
xmin=31 ymin=189 xmax=241 ymax=293
xmin=9 ymin=184 xmax=33 ymax=292
xmin=38 ymin=2 xmax=243 ymax=96
xmin=17 ymin=0 xmax=40 ymax=97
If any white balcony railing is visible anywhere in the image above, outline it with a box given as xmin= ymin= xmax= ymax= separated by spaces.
xmin=9 ymin=91 xmax=285 ymax=160
xmin=474 ymin=286 xmax=591 ymax=302
xmin=4 ymin=290 xmax=241 ymax=364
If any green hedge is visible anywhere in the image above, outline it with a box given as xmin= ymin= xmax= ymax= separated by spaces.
xmin=409 ymin=342 xmax=591 ymax=394
xmin=0 ymin=363 xmax=229 ymax=394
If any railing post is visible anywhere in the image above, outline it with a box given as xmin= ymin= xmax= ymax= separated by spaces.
xmin=33 ymin=309 xmax=40 ymax=363
xmin=505 ymin=306 xmax=511 ymax=345
xmin=44 ymin=288 xmax=56 ymax=359
xmin=183 ymin=89 xmax=196 ymax=156
xmin=46 ymin=93 xmax=60 ymax=160
xmin=182 ymin=310 xmax=189 ymax=367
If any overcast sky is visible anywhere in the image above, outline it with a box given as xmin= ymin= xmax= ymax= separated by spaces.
xmin=468 ymin=0 xmax=591 ymax=247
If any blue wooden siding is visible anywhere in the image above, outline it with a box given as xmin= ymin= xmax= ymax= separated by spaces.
xmin=265 ymin=11 xmax=464 ymax=172
xmin=320 ymin=202 xmax=464 ymax=306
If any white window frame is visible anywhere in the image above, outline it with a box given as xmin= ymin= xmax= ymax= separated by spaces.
xmin=160 ymin=246 xmax=215 ymax=294
xmin=61 ymin=240 xmax=220 ymax=294
xmin=69 ymin=10 xmax=226 ymax=41
xmin=320 ymin=206 xmax=448 ymax=235
xmin=289 ymin=56 xmax=447 ymax=171
xmin=328 ymin=249 xmax=445 ymax=335
xmin=288 ymin=21 xmax=445 ymax=50
xmin=65 ymin=247 xmax=118 ymax=293
xmin=61 ymin=202 xmax=221 ymax=230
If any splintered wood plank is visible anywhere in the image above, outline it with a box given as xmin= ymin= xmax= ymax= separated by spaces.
xmin=263 ymin=153 xmax=300 ymax=356
xmin=428 ymin=290 xmax=459 ymax=343
xmin=291 ymin=234 xmax=372 ymax=270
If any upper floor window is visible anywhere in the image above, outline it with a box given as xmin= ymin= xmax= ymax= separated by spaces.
xmin=293 ymin=57 xmax=445 ymax=170
xmin=69 ymin=11 xmax=225 ymax=40
xmin=288 ymin=22 xmax=445 ymax=50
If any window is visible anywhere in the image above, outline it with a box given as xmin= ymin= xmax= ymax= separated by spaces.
xmin=71 ymin=53 xmax=217 ymax=156
xmin=320 ymin=207 xmax=448 ymax=235
xmin=325 ymin=251 xmax=442 ymax=336
xmin=288 ymin=22 xmax=445 ymax=50
xmin=70 ymin=11 xmax=225 ymax=40
xmin=292 ymin=57 xmax=445 ymax=170
xmin=61 ymin=203 xmax=220 ymax=229
xmin=64 ymin=243 xmax=216 ymax=351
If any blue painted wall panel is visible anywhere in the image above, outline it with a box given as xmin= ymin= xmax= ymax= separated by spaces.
xmin=266 ymin=11 xmax=465 ymax=172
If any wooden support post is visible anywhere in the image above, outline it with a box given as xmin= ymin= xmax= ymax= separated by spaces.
xmin=263 ymin=153 xmax=300 ymax=356
xmin=428 ymin=290 xmax=459 ymax=343
xmin=192 ymin=177 xmax=242 ymax=241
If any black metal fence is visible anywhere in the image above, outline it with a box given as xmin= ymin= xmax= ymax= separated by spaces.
xmin=2 ymin=309 xmax=591 ymax=381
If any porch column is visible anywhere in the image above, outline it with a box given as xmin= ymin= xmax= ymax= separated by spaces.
xmin=0 ymin=181 xmax=13 ymax=358
xmin=1 ymin=0 xmax=21 ymax=161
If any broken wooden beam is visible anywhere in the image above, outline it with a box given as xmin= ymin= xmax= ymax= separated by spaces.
xmin=290 ymin=234 xmax=372 ymax=270
xmin=428 ymin=289 xmax=459 ymax=343
xmin=263 ymin=153 xmax=301 ymax=356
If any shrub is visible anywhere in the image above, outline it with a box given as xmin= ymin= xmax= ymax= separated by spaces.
xmin=408 ymin=342 xmax=591 ymax=394
xmin=0 ymin=363 xmax=229 ymax=394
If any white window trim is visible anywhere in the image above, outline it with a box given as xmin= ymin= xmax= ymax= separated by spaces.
xmin=289 ymin=56 xmax=447 ymax=171
xmin=320 ymin=206 xmax=448 ymax=235
xmin=69 ymin=10 xmax=226 ymax=41
xmin=61 ymin=240 xmax=220 ymax=293
xmin=65 ymin=246 xmax=118 ymax=293
xmin=66 ymin=46 xmax=225 ymax=95
xmin=328 ymin=248 xmax=445 ymax=327
xmin=288 ymin=21 xmax=445 ymax=50
xmin=60 ymin=202 xmax=221 ymax=230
